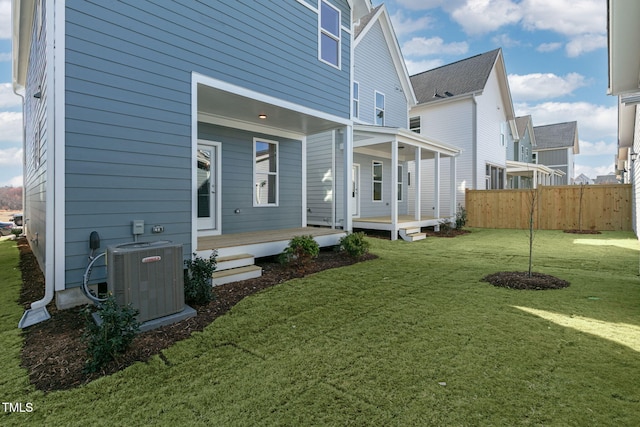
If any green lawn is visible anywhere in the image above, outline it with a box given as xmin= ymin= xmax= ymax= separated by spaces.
xmin=2 ymin=229 xmax=640 ymax=426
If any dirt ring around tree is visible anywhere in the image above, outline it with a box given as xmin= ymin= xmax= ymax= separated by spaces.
xmin=482 ymin=271 xmax=570 ymax=290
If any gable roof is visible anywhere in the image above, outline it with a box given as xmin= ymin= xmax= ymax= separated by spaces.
xmin=410 ymin=48 xmax=500 ymax=104
xmin=514 ymin=116 xmax=531 ymax=138
xmin=533 ymin=121 xmax=579 ymax=154
xmin=354 ymin=3 xmax=417 ymax=105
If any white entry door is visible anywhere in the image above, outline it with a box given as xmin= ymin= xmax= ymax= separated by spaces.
xmin=352 ymin=163 xmax=360 ymax=217
xmin=197 ymin=141 xmax=220 ymax=234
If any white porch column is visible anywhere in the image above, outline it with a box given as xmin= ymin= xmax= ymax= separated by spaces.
xmin=434 ymin=152 xmax=440 ymax=219
xmin=343 ymin=125 xmax=353 ymax=233
xmin=414 ymin=147 xmax=421 ymax=221
xmin=391 ymin=138 xmax=398 ymax=240
xmin=450 ymin=155 xmax=457 ymax=217
xmin=533 ymin=170 xmax=538 ymax=188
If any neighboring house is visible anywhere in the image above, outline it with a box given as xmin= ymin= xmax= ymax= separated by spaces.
xmin=607 ymin=0 xmax=640 ymax=236
xmin=574 ymin=173 xmax=593 ymax=185
xmin=532 ymin=122 xmax=579 ymax=185
xmin=408 ymin=48 xmax=517 ymax=206
xmin=506 ymin=115 xmax=565 ymax=188
xmin=306 ymin=2 xmax=461 ymax=240
xmin=593 ymin=174 xmax=620 ymax=185
xmin=13 ymin=0 xmax=360 ymax=326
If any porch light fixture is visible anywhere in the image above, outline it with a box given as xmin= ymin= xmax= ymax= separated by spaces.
xmin=33 ymin=90 xmax=42 ymax=99
xmin=631 ymin=151 xmax=638 ymax=162
xmin=258 ymin=114 xmax=267 ymax=119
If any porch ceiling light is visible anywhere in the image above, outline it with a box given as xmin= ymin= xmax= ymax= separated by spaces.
xmin=631 ymin=151 xmax=638 ymax=162
xmin=258 ymin=114 xmax=267 ymax=119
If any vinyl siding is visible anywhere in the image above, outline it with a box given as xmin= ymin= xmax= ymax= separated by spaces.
xmin=307 ymin=131 xmax=337 ymax=226
xmin=475 ymin=67 xmax=508 ymax=188
xmin=199 ymin=124 xmax=302 ymax=234
xmin=61 ymin=1 xmax=350 ymax=287
xmin=410 ymin=98 xmax=474 ymax=206
xmin=23 ymin=2 xmax=48 ymax=273
xmin=633 ymin=108 xmax=640 ymax=236
xmin=354 ymin=20 xmax=408 ymax=127
xmin=354 ymin=153 xmax=408 ymax=217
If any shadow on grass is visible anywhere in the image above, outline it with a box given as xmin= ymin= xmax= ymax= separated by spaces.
xmin=514 ymin=306 xmax=640 ymax=353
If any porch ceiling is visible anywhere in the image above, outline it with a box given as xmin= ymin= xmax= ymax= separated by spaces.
xmin=353 ymin=124 xmax=461 ymax=159
xmin=197 ymin=83 xmax=347 ymax=136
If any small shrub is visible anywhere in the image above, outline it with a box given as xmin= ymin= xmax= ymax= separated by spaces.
xmin=279 ymin=235 xmax=319 ymax=269
xmin=11 ymin=228 xmax=22 ymax=236
xmin=438 ymin=219 xmax=454 ymax=235
xmin=455 ymin=204 xmax=467 ymax=229
xmin=184 ymin=251 xmax=217 ymax=305
xmin=83 ymin=295 xmax=140 ymax=373
xmin=339 ymin=232 xmax=370 ymax=259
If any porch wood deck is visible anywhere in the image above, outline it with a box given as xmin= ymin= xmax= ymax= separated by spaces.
xmin=353 ymin=215 xmax=436 ymax=224
xmin=197 ymin=227 xmax=346 ymax=251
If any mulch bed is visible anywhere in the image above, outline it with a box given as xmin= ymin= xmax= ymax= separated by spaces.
xmin=16 ymin=238 xmax=375 ymax=392
xmin=482 ymin=271 xmax=570 ymax=290
xmin=563 ymin=229 xmax=601 ymax=234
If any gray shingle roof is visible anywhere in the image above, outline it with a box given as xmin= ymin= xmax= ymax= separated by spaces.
xmin=354 ymin=5 xmax=382 ymax=39
xmin=514 ymin=115 xmax=532 ymax=139
xmin=410 ymin=48 xmax=501 ymax=105
xmin=533 ymin=121 xmax=578 ymax=150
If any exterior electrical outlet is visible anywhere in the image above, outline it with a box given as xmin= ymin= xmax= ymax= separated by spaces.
xmin=107 ymin=241 xmax=184 ymax=323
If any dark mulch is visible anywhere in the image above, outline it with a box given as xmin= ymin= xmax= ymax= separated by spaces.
xmin=16 ymin=238 xmax=375 ymax=392
xmin=563 ymin=229 xmax=601 ymax=234
xmin=482 ymin=271 xmax=570 ymax=290
xmin=423 ymin=227 xmax=471 ymax=238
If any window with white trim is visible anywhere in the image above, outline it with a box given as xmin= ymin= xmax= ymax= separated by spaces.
xmin=375 ymin=91 xmax=385 ymax=126
xmin=409 ymin=116 xmax=420 ymax=133
xmin=353 ymin=81 xmax=359 ymax=118
xmin=254 ymin=139 xmax=278 ymax=206
xmin=372 ymin=161 xmax=383 ymax=201
xmin=319 ymin=1 xmax=341 ymax=68
xmin=397 ymin=165 xmax=403 ymax=201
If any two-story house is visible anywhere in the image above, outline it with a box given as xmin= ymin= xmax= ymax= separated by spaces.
xmin=532 ymin=121 xmax=579 ymax=185
xmin=13 ymin=0 xmax=360 ymax=327
xmin=506 ymin=115 xmax=564 ymax=188
xmin=306 ymin=2 xmax=461 ymax=241
xmin=408 ymin=48 xmax=517 ymax=207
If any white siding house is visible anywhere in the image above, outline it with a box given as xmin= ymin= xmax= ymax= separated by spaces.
xmin=409 ymin=48 xmax=516 ymax=208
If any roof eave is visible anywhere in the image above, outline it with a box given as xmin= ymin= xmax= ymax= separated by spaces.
xmin=12 ymin=0 xmax=36 ymax=92
xmin=607 ymin=0 xmax=640 ymax=95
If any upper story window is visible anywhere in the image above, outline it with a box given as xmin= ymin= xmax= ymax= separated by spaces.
xmin=375 ymin=91 xmax=385 ymax=126
xmin=353 ymin=81 xmax=359 ymax=118
xmin=319 ymin=1 xmax=341 ymax=68
xmin=254 ymin=139 xmax=279 ymax=206
xmin=409 ymin=116 xmax=421 ymax=133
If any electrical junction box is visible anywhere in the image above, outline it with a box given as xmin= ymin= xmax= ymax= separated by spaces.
xmin=132 ymin=220 xmax=144 ymax=235
xmin=107 ymin=241 xmax=184 ymax=323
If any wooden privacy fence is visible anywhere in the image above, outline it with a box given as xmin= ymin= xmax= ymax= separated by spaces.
xmin=465 ymin=184 xmax=632 ymax=231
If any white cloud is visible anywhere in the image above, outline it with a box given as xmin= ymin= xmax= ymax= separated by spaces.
xmin=565 ymin=34 xmax=607 ymax=57
xmin=0 ymin=0 xmax=10 ymax=39
xmin=390 ymin=11 xmax=434 ymax=37
xmin=0 ymin=83 xmax=23 ymax=109
xmin=521 ymin=0 xmax=605 ymax=37
xmin=396 ymin=0 xmax=455 ymax=10
xmin=536 ymin=42 xmax=562 ymax=53
xmin=402 ymin=36 xmax=469 ymax=57
xmin=578 ymin=139 xmax=618 ymax=157
xmin=0 ymin=112 xmax=23 ymax=143
xmin=0 ymin=147 xmax=22 ymax=166
xmin=450 ymin=0 xmax=522 ymax=35
xmin=508 ymin=72 xmax=588 ymax=102
xmin=405 ymin=58 xmax=445 ymax=75
xmin=574 ymin=164 xmax=614 ymax=180
xmin=491 ymin=33 xmax=522 ymax=48
xmin=515 ymin=101 xmax=617 ymax=141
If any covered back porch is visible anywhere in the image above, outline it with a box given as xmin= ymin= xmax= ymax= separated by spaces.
xmin=352 ymin=125 xmax=461 ymax=240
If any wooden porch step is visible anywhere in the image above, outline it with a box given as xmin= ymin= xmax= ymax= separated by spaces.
xmin=399 ymin=228 xmax=426 ymax=242
xmin=216 ymin=253 xmax=255 ymax=271
xmin=212 ymin=265 xmax=263 ymax=286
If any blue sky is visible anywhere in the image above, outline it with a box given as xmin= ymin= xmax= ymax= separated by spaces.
xmin=376 ymin=0 xmax=616 ymax=180
xmin=0 ymin=0 xmax=616 ymax=186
